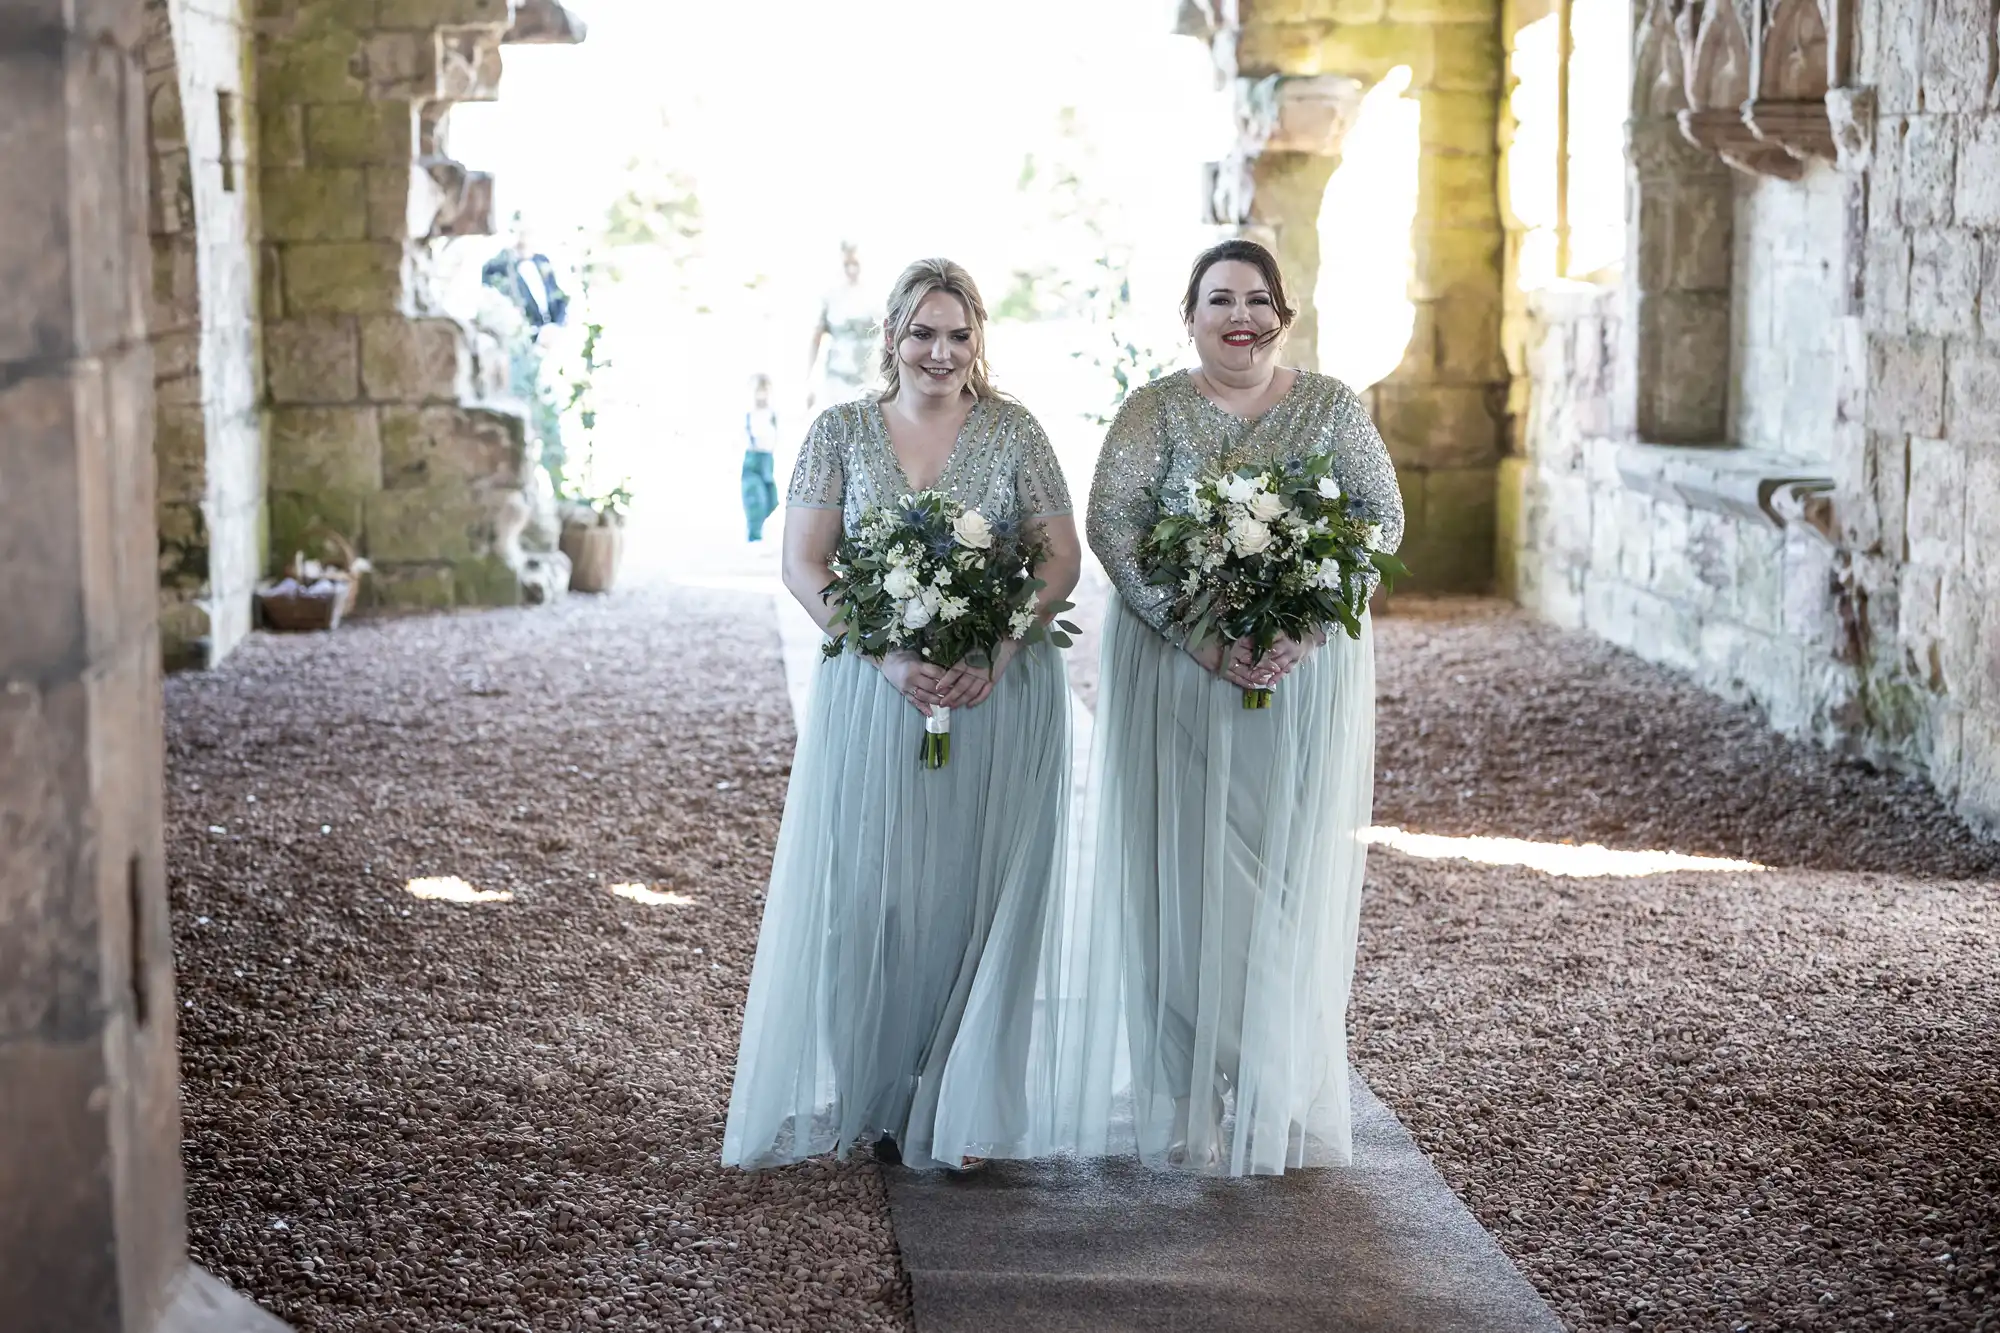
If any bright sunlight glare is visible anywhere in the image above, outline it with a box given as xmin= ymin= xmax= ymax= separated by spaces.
xmin=1316 ymin=66 xmax=1420 ymax=390
xmin=437 ymin=0 xmax=1229 ymax=585
xmin=405 ymin=876 xmax=515 ymax=904
xmin=1362 ymin=827 xmax=1766 ymax=878
xmin=609 ymin=883 xmax=696 ymax=907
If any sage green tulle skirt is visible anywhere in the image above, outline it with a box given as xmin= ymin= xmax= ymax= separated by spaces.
xmin=722 ymin=641 xmax=1071 ymax=1171
xmin=1025 ymin=598 xmax=1376 ymax=1176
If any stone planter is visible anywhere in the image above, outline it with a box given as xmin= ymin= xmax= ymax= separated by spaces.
xmin=559 ymin=521 xmax=624 ymax=593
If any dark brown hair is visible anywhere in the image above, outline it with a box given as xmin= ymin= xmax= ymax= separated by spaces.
xmin=1179 ymin=239 xmax=1297 ymax=349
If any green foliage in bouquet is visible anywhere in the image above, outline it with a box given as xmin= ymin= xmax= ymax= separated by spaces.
xmin=1138 ymin=453 xmax=1407 ymax=707
xmin=818 ymin=491 xmax=1079 ymax=766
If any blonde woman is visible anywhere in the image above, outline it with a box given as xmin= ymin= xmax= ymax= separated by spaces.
xmin=1043 ymin=239 xmax=1404 ymax=1176
xmin=724 ymin=259 xmax=1081 ymax=1171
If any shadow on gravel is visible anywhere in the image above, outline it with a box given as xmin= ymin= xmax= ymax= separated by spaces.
xmin=1372 ymin=599 xmax=2000 ymax=880
xmin=1355 ymin=598 xmax=2000 ymax=1333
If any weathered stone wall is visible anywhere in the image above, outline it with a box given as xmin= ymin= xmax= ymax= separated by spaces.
xmin=146 ymin=0 xmax=263 ymax=671
xmin=1509 ymin=0 xmax=2000 ymax=834
xmin=1190 ymin=0 xmax=1509 ymax=592
xmin=255 ymin=0 xmax=548 ymax=610
xmin=1850 ymin=0 xmax=2000 ymax=828
xmin=1731 ymin=167 xmax=1848 ymax=457
xmin=1510 ymin=282 xmax=1858 ymax=742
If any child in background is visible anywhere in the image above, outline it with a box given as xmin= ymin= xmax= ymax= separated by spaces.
xmin=742 ymin=374 xmax=781 ymax=542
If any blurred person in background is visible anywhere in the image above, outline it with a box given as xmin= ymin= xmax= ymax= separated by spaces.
xmin=482 ymin=219 xmax=571 ymax=332
xmin=741 ymin=373 xmax=782 ymax=542
xmin=804 ymin=241 xmax=880 ymax=409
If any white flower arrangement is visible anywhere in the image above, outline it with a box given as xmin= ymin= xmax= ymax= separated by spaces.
xmin=820 ymin=490 xmax=1080 ymax=766
xmin=1139 ymin=455 xmax=1407 ymax=707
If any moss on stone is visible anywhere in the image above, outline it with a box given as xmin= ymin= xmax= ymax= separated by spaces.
xmin=281 ymin=240 xmax=405 ymax=314
xmin=263 ymin=166 xmax=368 ymax=241
xmin=268 ymin=487 xmax=368 ymax=572
xmin=452 ymin=555 xmax=523 ymax=607
xmin=369 ymin=562 xmax=456 ymax=610
xmin=302 ymin=102 xmax=412 ymax=167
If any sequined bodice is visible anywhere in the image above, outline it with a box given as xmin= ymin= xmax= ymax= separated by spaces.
xmin=1085 ymin=369 xmax=1405 ymax=637
xmin=786 ymin=397 xmax=1073 ymax=535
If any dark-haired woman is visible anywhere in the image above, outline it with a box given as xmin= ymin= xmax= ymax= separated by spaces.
xmin=1042 ymin=240 xmax=1403 ymax=1176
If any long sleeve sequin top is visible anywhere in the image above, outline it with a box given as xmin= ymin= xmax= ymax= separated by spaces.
xmin=1086 ymin=369 xmax=1405 ymax=639
xmin=786 ymin=396 xmax=1072 ymax=534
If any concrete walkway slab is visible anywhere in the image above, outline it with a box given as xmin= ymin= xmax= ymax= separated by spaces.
xmin=884 ymin=1076 xmax=1563 ymax=1333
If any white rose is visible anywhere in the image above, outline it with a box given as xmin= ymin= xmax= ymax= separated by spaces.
xmin=920 ymin=585 xmax=944 ymax=612
xmin=1248 ymin=490 xmax=1287 ymax=523
xmin=1317 ymin=476 xmax=1343 ymax=500
xmin=1316 ymin=557 xmax=1344 ymax=589
xmin=1365 ymin=522 xmax=1385 ymax=551
xmin=1219 ymin=473 xmax=1256 ymax=504
xmin=1227 ymin=518 xmax=1273 ymax=556
xmin=901 ymin=598 xmax=934 ymax=629
xmin=952 ymin=509 xmax=994 ymax=550
xmin=882 ymin=565 xmax=919 ymax=599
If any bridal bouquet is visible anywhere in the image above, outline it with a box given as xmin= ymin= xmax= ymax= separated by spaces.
xmin=1138 ymin=454 xmax=1405 ymax=708
xmin=821 ymin=491 xmax=1077 ymax=767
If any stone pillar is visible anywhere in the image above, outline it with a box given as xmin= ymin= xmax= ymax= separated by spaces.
xmin=1192 ymin=0 xmax=1509 ymax=592
xmin=256 ymin=0 xmax=582 ymax=610
xmin=145 ymin=0 xmax=264 ymax=671
xmin=1202 ymin=73 xmax=1363 ymax=372
xmin=0 ymin=3 xmax=284 ymax=1329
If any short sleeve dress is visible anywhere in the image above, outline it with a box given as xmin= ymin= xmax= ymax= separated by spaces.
xmin=723 ymin=395 xmax=1075 ymax=1171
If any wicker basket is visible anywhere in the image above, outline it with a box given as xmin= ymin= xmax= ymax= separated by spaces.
xmin=256 ymin=576 xmax=351 ymax=632
xmin=291 ymin=524 xmax=365 ymax=617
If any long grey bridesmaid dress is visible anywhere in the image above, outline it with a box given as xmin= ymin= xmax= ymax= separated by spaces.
xmin=722 ymin=395 xmax=1074 ymax=1171
xmin=1033 ymin=368 xmax=1405 ymax=1177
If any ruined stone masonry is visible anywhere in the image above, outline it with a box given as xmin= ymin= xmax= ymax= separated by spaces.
xmin=1185 ymin=0 xmax=1510 ymax=593
xmin=1506 ymin=0 xmax=2000 ymax=833
xmin=144 ymin=0 xmax=584 ymax=670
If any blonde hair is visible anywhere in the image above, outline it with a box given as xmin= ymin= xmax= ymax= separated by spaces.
xmin=876 ymin=258 xmax=1000 ymax=403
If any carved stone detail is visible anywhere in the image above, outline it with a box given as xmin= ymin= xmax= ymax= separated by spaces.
xmin=1825 ymin=85 xmax=1875 ymax=171
xmin=414 ymin=158 xmax=496 ymax=239
xmin=437 ymin=25 xmax=504 ymax=102
xmin=1649 ymin=0 xmax=1845 ymax=178
xmin=1759 ymin=0 xmax=1829 ymax=99
xmin=504 ymin=0 xmax=588 ymax=45
xmin=1201 ymin=73 xmax=1363 ymax=226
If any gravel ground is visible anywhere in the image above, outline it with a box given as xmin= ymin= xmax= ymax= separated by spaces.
xmin=1355 ymin=600 xmax=2000 ymax=1332
xmin=168 ymin=586 xmax=908 ymax=1332
xmin=168 ymin=584 xmax=1999 ymax=1333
